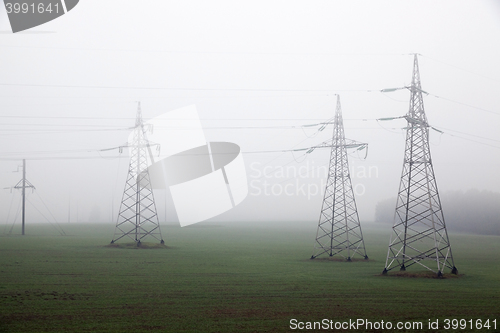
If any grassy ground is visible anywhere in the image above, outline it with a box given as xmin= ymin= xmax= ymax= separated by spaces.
xmin=0 ymin=222 xmax=499 ymax=332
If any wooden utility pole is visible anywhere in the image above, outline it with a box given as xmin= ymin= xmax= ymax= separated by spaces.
xmin=14 ymin=159 xmax=35 ymax=235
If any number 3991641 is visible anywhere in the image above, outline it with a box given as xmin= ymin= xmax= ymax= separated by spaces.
xmin=5 ymin=2 xmax=60 ymax=14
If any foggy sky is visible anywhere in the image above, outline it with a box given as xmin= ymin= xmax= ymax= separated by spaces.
xmin=0 ymin=0 xmax=499 ymax=228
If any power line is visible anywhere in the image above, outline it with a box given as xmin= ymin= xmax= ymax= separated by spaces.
xmin=26 ymin=193 xmax=66 ymax=236
xmin=422 ymin=54 xmax=500 ymax=85
xmin=432 ymin=125 xmax=500 ymax=144
xmin=377 ymin=117 xmax=500 ymax=149
xmin=0 ymin=122 xmax=130 ymax=128
xmin=381 ymin=88 xmax=499 ymax=117
xmin=427 ymin=93 xmax=500 ymax=117
xmin=0 ymin=128 xmax=132 ymax=136
xmin=0 ymin=82 xmax=374 ymax=92
xmin=0 ymin=45 xmax=409 ymax=57
xmin=0 ymin=156 xmax=127 ymax=161
xmin=0 ymin=93 xmax=331 ymax=99
xmin=0 ymin=115 xmax=363 ymax=121
xmin=0 ymin=135 xmax=365 ymax=161
xmin=433 ymin=129 xmax=500 ymax=150
xmin=0 ymin=124 xmax=378 ymax=132
xmin=1 ymin=122 xmax=497 ymax=160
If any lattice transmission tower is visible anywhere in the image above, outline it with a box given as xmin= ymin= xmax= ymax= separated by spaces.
xmin=383 ymin=54 xmax=457 ymax=276
xmin=111 ymin=103 xmax=164 ymax=245
xmin=311 ymin=95 xmax=369 ymax=261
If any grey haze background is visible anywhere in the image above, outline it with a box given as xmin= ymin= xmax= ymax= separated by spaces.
xmin=0 ymin=1 xmax=499 ymax=230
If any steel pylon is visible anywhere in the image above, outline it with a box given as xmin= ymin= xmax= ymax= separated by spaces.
xmin=311 ymin=95 xmax=368 ymax=261
xmin=383 ymin=55 xmax=457 ymax=276
xmin=111 ymin=103 xmax=164 ymax=245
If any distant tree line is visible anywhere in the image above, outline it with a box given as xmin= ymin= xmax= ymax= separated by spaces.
xmin=374 ymin=189 xmax=500 ymax=236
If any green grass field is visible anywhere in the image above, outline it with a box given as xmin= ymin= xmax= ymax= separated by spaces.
xmin=1 ymin=222 xmax=499 ymax=332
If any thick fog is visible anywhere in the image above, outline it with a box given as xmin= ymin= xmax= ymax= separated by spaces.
xmin=375 ymin=190 xmax=500 ymax=235
xmin=0 ymin=1 xmax=499 ymax=229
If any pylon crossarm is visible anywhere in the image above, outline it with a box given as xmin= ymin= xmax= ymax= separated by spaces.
xmin=14 ymin=179 xmax=35 ymax=190
xmin=308 ymin=138 xmax=367 ymax=151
